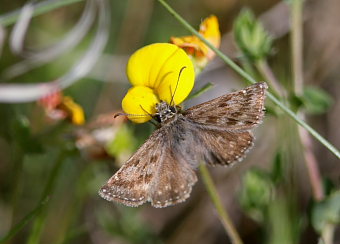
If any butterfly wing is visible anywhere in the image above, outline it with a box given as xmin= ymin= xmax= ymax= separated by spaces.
xmin=100 ymin=83 xmax=267 ymax=207
xmin=99 ymin=126 xmax=197 ymax=208
xmin=148 ymin=149 xmax=197 ymax=208
xmin=196 ymin=128 xmax=254 ymax=166
xmin=170 ymin=118 xmax=254 ymax=167
xmin=183 ymin=82 xmax=267 ymax=130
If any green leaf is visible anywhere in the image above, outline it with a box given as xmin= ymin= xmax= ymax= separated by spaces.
xmin=97 ymin=207 xmax=159 ymax=244
xmin=301 ymin=86 xmax=333 ymax=114
xmin=311 ymin=190 xmax=340 ymax=233
xmin=239 ymin=169 xmax=274 ymax=222
xmin=106 ymin=124 xmax=136 ymax=158
xmin=233 ymin=9 xmax=273 ymax=61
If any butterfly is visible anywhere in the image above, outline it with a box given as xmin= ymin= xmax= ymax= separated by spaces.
xmin=99 ymin=82 xmax=268 ymax=208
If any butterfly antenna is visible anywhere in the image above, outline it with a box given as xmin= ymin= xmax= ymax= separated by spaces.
xmin=139 ymin=105 xmax=158 ymax=118
xmin=170 ymin=66 xmax=186 ymax=106
xmin=139 ymin=105 xmax=160 ymax=126
xmin=114 ymin=112 xmax=150 ymax=119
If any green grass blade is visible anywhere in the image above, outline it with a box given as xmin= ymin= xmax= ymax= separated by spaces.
xmin=27 ymin=151 xmax=66 ymax=244
xmin=199 ymin=164 xmax=243 ymax=244
xmin=0 ymin=198 xmax=49 ymax=244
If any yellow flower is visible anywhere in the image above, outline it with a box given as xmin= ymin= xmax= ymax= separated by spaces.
xmin=122 ymin=86 xmax=159 ymax=123
xmin=123 ymin=43 xmax=195 ymax=123
xmin=170 ymin=15 xmax=220 ymax=70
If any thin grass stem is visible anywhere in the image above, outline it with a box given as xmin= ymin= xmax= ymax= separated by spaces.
xmin=27 ymin=151 xmax=66 ymax=244
xmin=157 ymin=0 xmax=340 ymax=159
xmin=199 ymin=164 xmax=243 ymax=244
xmin=290 ymin=0 xmax=325 ymax=201
xmin=255 ymin=59 xmax=285 ymax=98
xmin=291 ymin=0 xmax=304 ymax=95
xmin=0 ymin=198 xmax=49 ymax=243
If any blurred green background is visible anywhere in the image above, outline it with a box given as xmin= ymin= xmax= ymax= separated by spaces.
xmin=0 ymin=0 xmax=339 ymax=243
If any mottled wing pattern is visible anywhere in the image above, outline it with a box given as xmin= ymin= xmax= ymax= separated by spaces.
xmin=183 ymin=82 xmax=267 ymax=130
xmin=99 ymin=126 xmax=197 ymax=208
xmin=100 ymin=83 xmax=267 ymax=208
xmin=149 ymin=150 xmax=197 ymax=208
xmin=196 ymin=127 xmax=254 ymax=166
xmin=99 ymin=130 xmax=161 ymax=207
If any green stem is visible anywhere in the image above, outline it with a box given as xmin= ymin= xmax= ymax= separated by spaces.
xmin=291 ymin=0 xmax=304 ymax=95
xmin=290 ymin=0 xmax=324 ymax=201
xmin=0 ymin=198 xmax=49 ymax=243
xmin=157 ymin=0 xmax=340 ymax=159
xmin=255 ymin=59 xmax=284 ymax=98
xmin=27 ymin=151 xmax=66 ymax=244
xmin=199 ymin=164 xmax=243 ymax=244
xmin=255 ymin=58 xmax=324 ymax=201
xmin=0 ymin=0 xmax=83 ymax=26
xmin=9 ymin=143 xmax=24 ymax=232
xmin=298 ymin=126 xmax=324 ymax=201
xmin=55 ymin=163 xmax=92 ymax=244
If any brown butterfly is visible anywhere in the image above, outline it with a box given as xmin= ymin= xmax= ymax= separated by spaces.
xmin=99 ymin=82 xmax=268 ymax=208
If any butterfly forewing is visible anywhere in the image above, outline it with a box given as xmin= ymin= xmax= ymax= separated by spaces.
xmin=99 ymin=131 xmax=162 ymax=207
xmin=183 ymin=82 xmax=267 ymax=130
xmin=99 ymin=126 xmax=197 ymax=208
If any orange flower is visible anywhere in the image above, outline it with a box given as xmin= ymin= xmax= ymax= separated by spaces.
xmin=170 ymin=15 xmax=220 ymax=70
xmin=38 ymin=90 xmax=85 ymax=125
xmin=60 ymin=96 xmax=85 ymax=125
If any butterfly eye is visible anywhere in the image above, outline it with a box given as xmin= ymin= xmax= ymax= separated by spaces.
xmin=170 ymin=106 xmax=176 ymax=113
xmin=154 ymin=114 xmax=162 ymax=123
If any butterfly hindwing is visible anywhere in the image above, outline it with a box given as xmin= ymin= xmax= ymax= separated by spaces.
xmin=197 ymin=128 xmax=254 ymax=166
xmin=149 ymin=149 xmax=197 ymax=207
xmin=183 ymin=82 xmax=267 ymax=130
xmin=172 ymin=118 xmax=255 ymax=167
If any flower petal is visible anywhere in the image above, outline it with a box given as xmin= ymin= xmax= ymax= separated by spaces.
xmin=122 ymin=86 xmax=159 ymax=123
xmin=170 ymin=15 xmax=220 ymax=65
xmin=61 ymin=96 xmax=85 ymax=125
xmin=155 ymin=61 xmax=195 ymax=105
xmin=127 ymin=43 xmax=180 ymax=88
xmin=126 ymin=43 xmax=195 ymax=105
xmin=199 ymin=15 xmax=220 ymax=59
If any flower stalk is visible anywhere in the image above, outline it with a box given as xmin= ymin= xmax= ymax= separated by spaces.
xmin=291 ymin=0 xmax=304 ymax=95
xmin=255 ymin=59 xmax=285 ymax=98
xmin=199 ymin=164 xmax=243 ymax=244
xmin=290 ymin=0 xmax=325 ymax=201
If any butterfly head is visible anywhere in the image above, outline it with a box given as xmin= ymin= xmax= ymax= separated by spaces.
xmin=154 ymin=101 xmax=178 ymax=123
